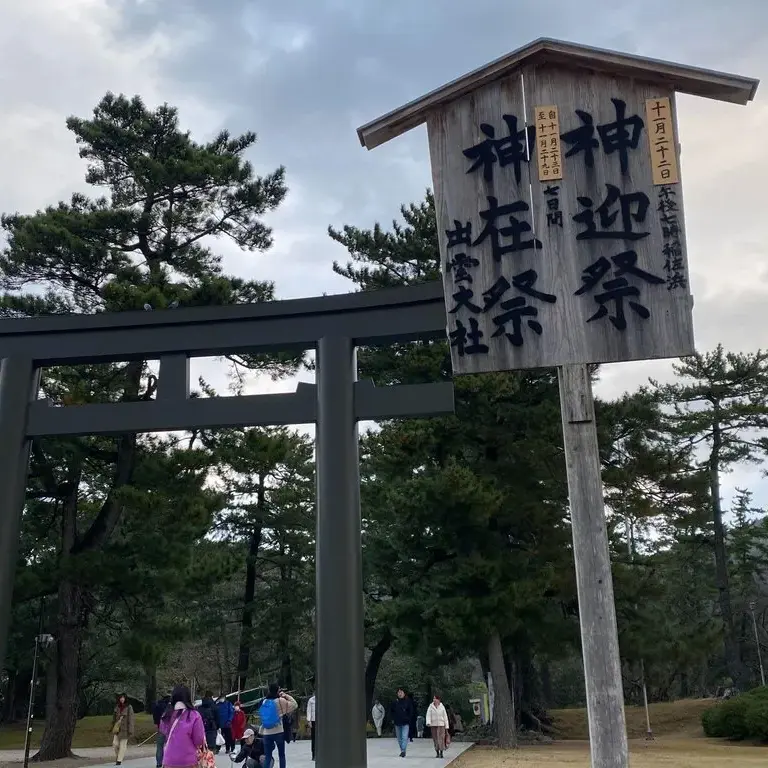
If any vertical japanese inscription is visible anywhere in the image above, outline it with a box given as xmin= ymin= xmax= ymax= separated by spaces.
xmin=658 ymin=185 xmax=686 ymax=290
xmin=534 ymin=105 xmax=563 ymax=181
xmin=428 ymin=77 xmax=561 ymax=370
xmin=429 ymin=70 xmax=694 ymax=372
xmin=444 ymin=107 xmax=558 ymax=360
xmin=645 ymin=97 xmax=680 ymax=185
xmin=522 ymin=67 xmax=694 ymax=367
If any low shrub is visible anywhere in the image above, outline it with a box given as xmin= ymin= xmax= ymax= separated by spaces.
xmin=702 ymin=687 xmax=768 ymax=741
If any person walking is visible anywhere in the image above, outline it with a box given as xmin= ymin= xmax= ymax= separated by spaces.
xmin=217 ymin=695 xmax=236 ymax=753
xmin=160 ymin=685 xmax=206 ymax=768
xmin=416 ymin=714 xmax=425 ymax=739
xmin=371 ymin=700 xmax=385 ymax=737
xmin=389 ymin=688 xmax=414 ymax=758
xmin=232 ymin=728 xmax=265 ymax=768
xmin=259 ymin=683 xmax=298 ymax=768
xmin=232 ymin=701 xmax=247 ymax=746
xmin=198 ymin=692 xmax=219 ymax=754
xmin=153 ymin=695 xmax=171 ymax=768
xmin=407 ymin=694 xmax=417 ymax=743
xmin=110 ymin=693 xmax=135 ymax=766
xmin=426 ymin=694 xmax=449 ymax=758
xmin=306 ymin=692 xmax=316 ymax=761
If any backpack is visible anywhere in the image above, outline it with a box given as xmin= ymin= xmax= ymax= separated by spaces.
xmin=200 ymin=703 xmax=216 ymax=731
xmin=259 ymin=698 xmax=280 ymax=729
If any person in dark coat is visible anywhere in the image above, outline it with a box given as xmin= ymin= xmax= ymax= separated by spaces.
xmin=198 ymin=692 xmax=219 ymax=754
xmin=389 ymin=688 xmax=414 ymax=758
xmin=152 ymin=695 xmax=171 ymax=768
xmin=233 ymin=728 xmax=264 ymax=768
xmin=407 ymin=694 xmax=417 ymax=742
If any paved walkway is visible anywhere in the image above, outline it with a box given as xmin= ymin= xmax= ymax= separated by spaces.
xmin=0 ymin=738 xmax=471 ymax=768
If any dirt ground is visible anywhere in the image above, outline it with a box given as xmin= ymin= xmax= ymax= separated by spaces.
xmin=451 ymin=739 xmax=768 ymax=768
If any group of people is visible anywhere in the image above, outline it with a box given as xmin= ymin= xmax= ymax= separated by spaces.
xmin=372 ymin=689 xmax=462 ymax=759
xmin=111 ymin=683 xmax=299 ymax=768
xmin=195 ymin=692 xmax=248 ymax=755
xmin=111 ymin=684 xmax=458 ymax=768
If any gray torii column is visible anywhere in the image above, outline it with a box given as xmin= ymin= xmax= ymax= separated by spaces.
xmin=0 ymin=358 xmax=38 ymax=673
xmin=315 ymin=336 xmax=366 ymax=768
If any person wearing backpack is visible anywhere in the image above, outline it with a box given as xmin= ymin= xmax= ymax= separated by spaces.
xmin=259 ymin=683 xmax=297 ymax=768
xmin=198 ymin=692 xmax=219 ymax=754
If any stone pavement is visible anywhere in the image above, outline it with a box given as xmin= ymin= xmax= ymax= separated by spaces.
xmin=0 ymin=747 xmax=155 ymax=764
xmin=1 ymin=737 xmax=472 ymax=768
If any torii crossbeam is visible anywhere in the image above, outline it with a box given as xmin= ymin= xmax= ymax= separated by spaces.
xmin=0 ymin=281 xmax=454 ymax=768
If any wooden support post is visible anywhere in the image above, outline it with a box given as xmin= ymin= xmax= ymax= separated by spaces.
xmin=558 ymin=363 xmax=628 ymax=768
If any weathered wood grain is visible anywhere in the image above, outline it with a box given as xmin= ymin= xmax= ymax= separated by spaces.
xmin=559 ymin=363 xmax=629 ymax=768
xmin=523 ymin=64 xmax=695 ymax=369
xmin=428 ymin=66 xmax=695 ymax=376
xmin=428 ymin=74 xmax=537 ymax=376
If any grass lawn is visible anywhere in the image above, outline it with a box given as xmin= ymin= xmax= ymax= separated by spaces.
xmin=550 ymin=698 xmax=717 ymax=739
xmin=453 ymin=740 xmax=768 ymax=767
xmin=0 ymin=714 xmax=156 ymax=750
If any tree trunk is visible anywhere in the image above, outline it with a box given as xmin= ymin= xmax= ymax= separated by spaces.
xmin=144 ymin=664 xmax=157 ymax=712
xmin=280 ymin=655 xmax=293 ymax=692
xmin=36 ymin=472 xmax=84 ymax=761
xmin=2 ymin=669 xmax=17 ymax=722
xmin=364 ymin=627 xmax=392 ymax=716
xmin=710 ymin=419 xmax=746 ymax=688
xmin=479 ymin=651 xmax=490 ymax=687
xmin=3 ymin=669 xmax=29 ymax=723
xmin=540 ymin=659 xmax=552 ymax=708
xmin=45 ymin=644 xmax=58 ymax=723
xmin=488 ymin=630 xmax=516 ymax=748
xmin=35 ymin=580 xmax=84 ymax=760
xmin=236 ymin=476 xmax=265 ymax=691
xmin=220 ymin=620 xmax=232 ymax=693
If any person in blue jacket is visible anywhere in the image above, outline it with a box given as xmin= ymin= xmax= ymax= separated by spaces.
xmin=217 ymin=695 xmax=236 ymax=753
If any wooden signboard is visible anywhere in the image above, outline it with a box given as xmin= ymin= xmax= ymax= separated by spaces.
xmin=358 ymin=38 xmax=758 ymax=768
xmin=428 ymin=69 xmax=694 ymax=375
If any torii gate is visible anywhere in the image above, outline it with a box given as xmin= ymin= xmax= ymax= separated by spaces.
xmin=0 ymin=281 xmax=454 ymax=768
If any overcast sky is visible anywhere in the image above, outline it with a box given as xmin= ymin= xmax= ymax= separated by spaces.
xmin=1 ymin=0 xmax=766 ymax=504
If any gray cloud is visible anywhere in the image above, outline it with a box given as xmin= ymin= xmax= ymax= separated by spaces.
xmin=1 ymin=0 xmax=767 ymax=504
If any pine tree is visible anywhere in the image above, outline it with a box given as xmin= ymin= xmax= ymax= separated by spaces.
xmin=650 ymin=346 xmax=768 ymax=689
xmin=2 ymin=93 xmax=294 ymax=759
xmin=330 ymin=193 xmax=573 ymax=747
xmin=212 ymin=426 xmax=315 ymax=691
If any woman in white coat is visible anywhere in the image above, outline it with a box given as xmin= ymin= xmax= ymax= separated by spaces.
xmin=371 ymin=700 xmax=386 ymax=737
xmin=425 ymin=695 xmax=449 ymax=758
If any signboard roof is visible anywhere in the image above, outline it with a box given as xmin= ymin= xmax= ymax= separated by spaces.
xmin=357 ymin=37 xmax=759 ymax=151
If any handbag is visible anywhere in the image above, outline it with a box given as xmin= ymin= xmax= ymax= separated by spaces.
xmin=215 ymin=731 xmax=226 ymax=747
xmin=112 ymin=715 xmax=124 ymax=736
xmin=197 ymin=740 xmax=216 ymax=768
